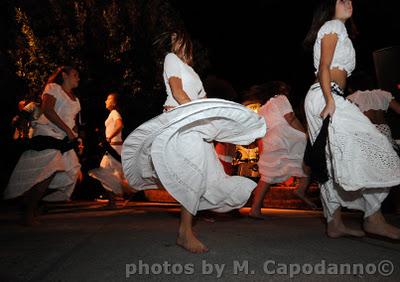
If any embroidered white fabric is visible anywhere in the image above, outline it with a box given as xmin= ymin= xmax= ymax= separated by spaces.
xmin=305 ymin=84 xmax=400 ymax=221
xmin=305 ymin=84 xmax=400 ymax=191
xmin=347 ymin=89 xmax=394 ymax=112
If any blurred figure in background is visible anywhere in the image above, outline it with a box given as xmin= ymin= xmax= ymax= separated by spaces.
xmin=249 ymin=81 xmax=316 ymax=220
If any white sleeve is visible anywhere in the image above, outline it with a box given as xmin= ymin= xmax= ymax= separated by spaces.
xmin=317 ymin=20 xmax=347 ymax=41
xmin=377 ymin=90 xmax=394 ymax=110
xmin=164 ymin=53 xmax=181 ymax=79
xmin=277 ymin=95 xmax=293 ymax=116
xmin=42 ymin=83 xmax=61 ymax=99
xmin=378 ymin=90 xmax=394 ymax=102
xmin=110 ymin=110 xmax=122 ymax=121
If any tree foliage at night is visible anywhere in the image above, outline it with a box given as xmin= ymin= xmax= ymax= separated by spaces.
xmin=8 ymin=0 xmax=207 ymax=122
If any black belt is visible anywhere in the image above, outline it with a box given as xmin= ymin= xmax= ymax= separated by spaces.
xmin=100 ymin=139 xmax=122 ymax=162
xmin=311 ymin=82 xmax=345 ymax=97
xmin=25 ymin=135 xmax=78 ymax=154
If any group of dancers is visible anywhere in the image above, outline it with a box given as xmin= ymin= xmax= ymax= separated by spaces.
xmin=5 ymin=0 xmax=400 ymax=253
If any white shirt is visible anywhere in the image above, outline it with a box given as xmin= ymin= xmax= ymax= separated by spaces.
xmin=33 ymin=83 xmax=81 ymax=139
xmin=163 ymin=53 xmax=206 ymax=107
xmin=105 ymin=109 xmax=123 ymax=143
xmin=314 ymin=20 xmax=356 ymax=77
xmin=258 ymin=95 xmax=293 ymax=129
xmin=347 ymin=89 xmax=394 ymax=112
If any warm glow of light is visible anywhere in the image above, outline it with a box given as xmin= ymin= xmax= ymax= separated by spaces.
xmin=245 ymin=103 xmax=261 ymax=113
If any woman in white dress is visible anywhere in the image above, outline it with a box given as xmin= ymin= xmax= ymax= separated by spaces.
xmin=89 ymin=93 xmax=135 ymax=207
xmin=122 ymin=31 xmax=266 ymax=253
xmin=249 ymin=82 xmax=316 ymax=219
xmin=4 ymin=66 xmax=81 ymax=226
xmin=347 ymin=76 xmax=400 ymax=152
xmin=303 ymin=0 xmax=400 ymax=239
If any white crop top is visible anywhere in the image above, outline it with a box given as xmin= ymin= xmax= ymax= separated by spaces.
xmin=163 ymin=53 xmax=206 ymax=107
xmin=314 ymin=20 xmax=356 ymax=77
xmin=347 ymin=89 xmax=394 ymax=112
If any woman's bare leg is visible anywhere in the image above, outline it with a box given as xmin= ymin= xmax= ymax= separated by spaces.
xmin=327 ymin=208 xmax=365 ymax=238
xmin=249 ymin=180 xmax=271 ymax=219
xmin=294 ymin=177 xmax=317 ymax=209
xmin=22 ymin=175 xmax=54 ymax=226
xmin=363 ymin=210 xmax=400 ymax=240
xmin=176 ymin=207 xmax=208 ymax=253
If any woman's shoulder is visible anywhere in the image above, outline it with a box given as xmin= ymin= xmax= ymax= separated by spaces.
xmin=318 ymin=19 xmax=347 ymax=40
xmin=165 ymin=52 xmax=181 ymax=62
xmin=43 ymin=83 xmax=62 ymax=97
xmin=110 ymin=109 xmax=122 ymax=120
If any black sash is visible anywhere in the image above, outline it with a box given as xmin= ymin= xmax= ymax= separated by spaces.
xmin=25 ymin=135 xmax=78 ymax=153
xmin=101 ymin=141 xmax=122 ymax=163
xmin=303 ymin=83 xmax=344 ymax=184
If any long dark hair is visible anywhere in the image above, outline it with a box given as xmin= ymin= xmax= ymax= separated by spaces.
xmin=154 ymin=30 xmax=193 ymax=65
xmin=303 ymin=0 xmax=337 ymax=50
xmin=171 ymin=30 xmax=193 ymax=65
xmin=46 ymin=66 xmax=75 ymax=86
xmin=304 ymin=0 xmax=358 ymax=50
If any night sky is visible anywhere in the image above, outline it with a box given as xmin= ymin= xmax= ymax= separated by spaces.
xmin=170 ymin=0 xmax=400 ymax=96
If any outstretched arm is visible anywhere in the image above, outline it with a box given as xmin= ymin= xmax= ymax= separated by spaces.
xmin=284 ymin=112 xmax=306 ymax=133
xmin=389 ymin=99 xmax=400 ymax=114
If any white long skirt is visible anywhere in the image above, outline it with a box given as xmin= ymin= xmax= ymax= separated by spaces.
xmin=304 ymin=83 xmax=400 ymax=220
xmin=88 ymin=145 xmax=126 ymax=196
xmin=4 ymin=148 xmax=81 ymax=201
xmin=258 ymin=123 xmax=307 ymax=183
xmin=122 ymin=99 xmax=267 ymax=215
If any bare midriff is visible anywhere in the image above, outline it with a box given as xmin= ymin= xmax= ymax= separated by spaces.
xmin=315 ymin=68 xmax=348 ymax=90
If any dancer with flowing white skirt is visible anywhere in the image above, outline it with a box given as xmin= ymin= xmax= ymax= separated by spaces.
xmin=123 ymin=30 xmax=266 ymax=253
xmin=89 ymin=93 xmax=135 ymax=207
xmin=248 ymin=82 xmax=316 ymax=220
xmin=4 ymin=66 xmax=81 ymax=225
xmin=347 ymin=84 xmax=400 ymax=152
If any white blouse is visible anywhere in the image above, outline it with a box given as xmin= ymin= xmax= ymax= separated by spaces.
xmin=258 ymin=95 xmax=293 ymax=129
xmin=33 ymin=83 xmax=81 ymax=139
xmin=163 ymin=53 xmax=206 ymax=107
xmin=313 ymin=19 xmax=356 ymax=77
xmin=105 ymin=109 xmax=123 ymax=143
xmin=347 ymin=89 xmax=394 ymax=112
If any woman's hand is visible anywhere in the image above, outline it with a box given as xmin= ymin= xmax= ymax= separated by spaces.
xmin=66 ymin=128 xmax=76 ymax=141
xmin=320 ymin=100 xmax=336 ymax=119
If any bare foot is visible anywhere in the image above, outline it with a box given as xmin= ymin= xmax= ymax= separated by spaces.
xmin=363 ymin=220 xmax=400 ymax=240
xmin=176 ymin=231 xmax=208 ymax=253
xmin=327 ymin=221 xmax=365 ymax=238
xmin=248 ymin=212 xmax=267 ymax=220
xmin=294 ymin=190 xmax=317 ymax=210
